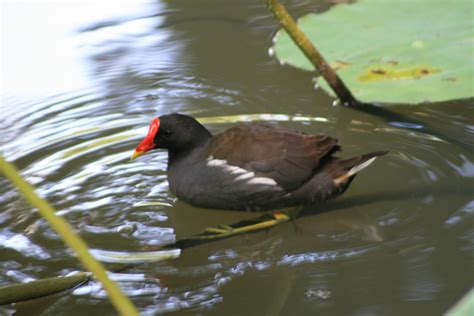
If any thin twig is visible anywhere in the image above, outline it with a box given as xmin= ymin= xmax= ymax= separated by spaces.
xmin=266 ymin=0 xmax=359 ymax=106
xmin=265 ymin=0 xmax=471 ymax=150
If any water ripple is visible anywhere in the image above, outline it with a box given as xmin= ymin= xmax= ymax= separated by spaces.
xmin=0 ymin=231 xmax=51 ymax=260
xmin=1 ymin=0 xmax=473 ymax=314
xmin=277 ymin=246 xmax=377 ymax=267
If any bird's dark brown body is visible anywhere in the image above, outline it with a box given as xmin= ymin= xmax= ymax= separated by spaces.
xmin=132 ymin=113 xmax=386 ymax=211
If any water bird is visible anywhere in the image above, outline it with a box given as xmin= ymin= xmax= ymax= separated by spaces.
xmin=131 ymin=113 xmax=386 ymax=214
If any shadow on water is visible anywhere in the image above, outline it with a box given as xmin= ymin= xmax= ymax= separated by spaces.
xmin=312 ymin=184 xmax=473 ymax=215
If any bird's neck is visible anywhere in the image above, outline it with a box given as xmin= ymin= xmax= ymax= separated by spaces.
xmin=167 ymin=130 xmax=212 ymax=168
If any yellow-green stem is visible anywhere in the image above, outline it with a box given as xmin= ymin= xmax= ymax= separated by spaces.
xmin=0 ymin=156 xmax=139 ymax=316
xmin=266 ymin=0 xmax=358 ymax=106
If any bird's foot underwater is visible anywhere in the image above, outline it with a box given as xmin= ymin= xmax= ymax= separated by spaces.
xmin=201 ymin=211 xmax=291 ymax=237
xmin=204 ymin=225 xmax=234 ymax=235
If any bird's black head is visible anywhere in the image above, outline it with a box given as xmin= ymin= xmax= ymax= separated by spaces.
xmin=131 ymin=113 xmax=212 ymax=160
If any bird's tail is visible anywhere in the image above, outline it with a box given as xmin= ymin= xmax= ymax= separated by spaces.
xmin=333 ymin=150 xmax=388 ymax=185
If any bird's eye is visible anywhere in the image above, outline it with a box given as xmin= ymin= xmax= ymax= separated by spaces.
xmin=163 ymin=129 xmax=172 ymax=137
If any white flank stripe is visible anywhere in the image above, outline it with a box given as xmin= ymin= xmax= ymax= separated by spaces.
xmin=226 ymin=165 xmax=248 ymax=175
xmin=207 ymin=158 xmax=247 ymax=175
xmin=247 ymin=177 xmax=278 ymax=186
xmin=234 ymin=172 xmax=255 ymax=182
xmin=207 ymin=156 xmax=277 ymax=187
xmin=206 ymin=158 xmax=227 ymax=167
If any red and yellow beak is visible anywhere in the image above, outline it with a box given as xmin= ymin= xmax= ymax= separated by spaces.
xmin=130 ymin=150 xmax=145 ymax=160
xmin=130 ymin=118 xmax=160 ymax=160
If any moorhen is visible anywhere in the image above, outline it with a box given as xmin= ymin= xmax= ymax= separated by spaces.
xmin=131 ymin=113 xmax=386 ymax=212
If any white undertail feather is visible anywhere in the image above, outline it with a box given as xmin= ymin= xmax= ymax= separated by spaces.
xmin=334 ymin=157 xmax=377 ymax=185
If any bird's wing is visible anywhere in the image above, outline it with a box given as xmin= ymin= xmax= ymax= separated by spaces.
xmin=205 ymin=123 xmax=339 ymax=191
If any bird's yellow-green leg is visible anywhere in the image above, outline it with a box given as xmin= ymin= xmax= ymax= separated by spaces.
xmin=280 ymin=206 xmax=303 ymax=232
xmin=201 ymin=207 xmax=302 ymax=239
xmin=279 ymin=206 xmax=303 ymax=221
xmin=204 ymin=225 xmax=234 ymax=234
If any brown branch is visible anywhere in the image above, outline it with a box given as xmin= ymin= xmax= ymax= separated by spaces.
xmin=266 ymin=0 xmax=359 ymax=106
xmin=0 ymin=273 xmax=90 ymax=305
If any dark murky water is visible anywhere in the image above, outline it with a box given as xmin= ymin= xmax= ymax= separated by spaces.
xmin=1 ymin=1 xmax=473 ymax=315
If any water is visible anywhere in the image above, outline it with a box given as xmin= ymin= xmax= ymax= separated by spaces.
xmin=1 ymin=0 xmax=473 ymax=315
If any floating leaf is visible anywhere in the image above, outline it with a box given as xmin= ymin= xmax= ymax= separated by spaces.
xmin=272 ymin=0 xmax=474 ymax=104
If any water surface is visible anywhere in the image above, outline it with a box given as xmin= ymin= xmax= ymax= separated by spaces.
xmin=1 ymin=1 xmax=473 ymax=315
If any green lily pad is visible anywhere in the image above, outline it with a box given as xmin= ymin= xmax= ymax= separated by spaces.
xmin=272 ymin=0 xmax=474 ymax=104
